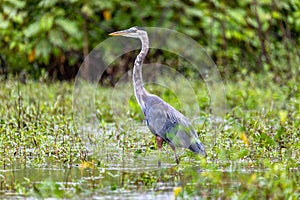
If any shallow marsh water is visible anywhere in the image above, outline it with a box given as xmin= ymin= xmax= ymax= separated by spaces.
xmin=1 ymin=80 xmax=299 ymax=198
xmin=1 ymin=158 xmax=299 ymax=199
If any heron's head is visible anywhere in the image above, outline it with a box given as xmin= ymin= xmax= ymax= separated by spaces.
xmin=109 ymin=26 xmax=146 ymax=39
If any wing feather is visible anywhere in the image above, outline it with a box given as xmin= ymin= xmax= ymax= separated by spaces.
xmin=144 ymin=94 xmax=204 ymax=154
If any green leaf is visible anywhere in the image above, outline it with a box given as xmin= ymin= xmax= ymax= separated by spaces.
xmin=185 ymin=7 xmax=203 ymax=18
xmin=81 ymin=4 xmax=94 ymax=17
xmin=38 ymin=0 xmax=58 ymax=8
xmin=0 ymin=15 xmax=9 ymax=29
xmin=24 ymin=21 xmax=40 ymax=37
xmin=35 ymin=39 xmax=51 ymax=63
xmin=48 ymin=29 xmax=64 ymax=47
xmin=271 ymin=11 xmax=281 ymax=19
xmin=247 ymin=17 xmax=258 ymax=28
xmin=3 ymin=5 xmax=17 ymax=18
xmin=6 ymin=0 xmax=26 ymax=9
xmin=9 ymin=41 xmax=17 ymax=50
xmin=56 ymin=18 xmax=80 ymax=38
xmin=40 ymin=14 xmax=54 ymax=32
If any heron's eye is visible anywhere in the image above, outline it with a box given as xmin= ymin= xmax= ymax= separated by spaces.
xmin=129 ymin=27 xmax=138 ymax=32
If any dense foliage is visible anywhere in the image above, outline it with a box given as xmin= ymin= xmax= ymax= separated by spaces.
xmin=0 ymin=0 xmax=299 ymax=80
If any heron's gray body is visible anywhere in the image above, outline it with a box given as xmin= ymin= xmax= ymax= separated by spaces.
xmin=109 ymin=27 xmax=206 ymax=164
xmin=142 ymin=92 xmax=206 ymax=155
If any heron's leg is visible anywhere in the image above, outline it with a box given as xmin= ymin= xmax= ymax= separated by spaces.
xmin=170 ymin=144 xmax=179 ymax=165
xmin=156 ymin=136 xmax=164 ymax=168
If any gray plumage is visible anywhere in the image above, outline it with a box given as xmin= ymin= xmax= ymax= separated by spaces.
xmin=143 ymin=93 xmax=206 ymax=155
xmin=109 ymin=27 xmax=207 ymax=164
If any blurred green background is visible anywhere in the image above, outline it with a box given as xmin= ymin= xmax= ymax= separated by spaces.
xmin=1 ymin=0 xmax=299 ymax=81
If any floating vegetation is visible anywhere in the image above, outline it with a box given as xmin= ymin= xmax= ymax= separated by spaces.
xmin=0 ymin=76 xmax=299 ymax=199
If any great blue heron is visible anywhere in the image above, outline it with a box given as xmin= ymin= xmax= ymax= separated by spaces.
xmin=109 ymin=26 xmax=207 ymax=165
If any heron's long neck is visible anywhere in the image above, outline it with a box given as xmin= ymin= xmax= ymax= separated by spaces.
xmin=133 ymin=34 xmax=149 ymax=110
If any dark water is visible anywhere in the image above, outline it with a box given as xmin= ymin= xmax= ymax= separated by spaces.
xmin=0 ymin=165 xmax=179 ymax=199
xmin=0 ymin=163 xmax=267 ymax=199
xmin=1 ymin=155 xmax=299 ymax=199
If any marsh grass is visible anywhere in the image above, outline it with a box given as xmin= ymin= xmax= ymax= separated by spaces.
xmin=0 ymin=75 xmax=299 ymax=199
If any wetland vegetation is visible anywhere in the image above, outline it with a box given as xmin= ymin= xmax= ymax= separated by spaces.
xmin=0 ymin=75 xmax=299 ymax=199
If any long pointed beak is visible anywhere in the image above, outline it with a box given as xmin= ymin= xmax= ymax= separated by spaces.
xmin=109 ymin=30 xmax=129 ymax=36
